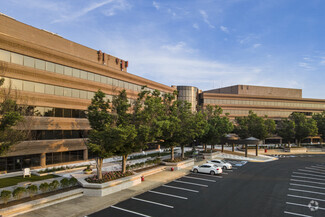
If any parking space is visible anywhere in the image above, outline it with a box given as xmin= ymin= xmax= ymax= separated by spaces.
xmin=285 ymin=163 xmax=325 ymax=217
xmin=89 ymin=160 xmax=247 ymax=217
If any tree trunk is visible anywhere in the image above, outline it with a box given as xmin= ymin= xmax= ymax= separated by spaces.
xmin=171 ymin=146 xmax=175 ymax=161
xmin=255 ymin=144 xmax=258 ymax=156
xmin=96 ymin=157 xmax=103 ymax=180
xmin=245 ymin=144 xmax=248 ymax=157
xmin=122 ymin=155 xmax=128 ymax=174
xmin=204 ymin=144 xmax=207 ymax=152
xmin=222 ymin=144 xmax=224 ymax=152
xmin=181 ymin=145 xmax=185 ymax=159
xmin=211 ymin=144 xmax=214 ymax=151
xmin=232 ymin=143 xmax=235 ymax=152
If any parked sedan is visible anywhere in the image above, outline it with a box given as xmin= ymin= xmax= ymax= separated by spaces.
xmin=191 ymin=163 xmax=223 ymax=175
xmin=207 ymin=159 xmax=232 ymax=170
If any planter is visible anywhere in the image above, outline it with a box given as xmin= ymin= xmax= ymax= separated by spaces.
xmin=79 ymin=173 xmax=142 ymax=197
xmin=83 ymin=170 xmax=93 ymax=175
xmin=202 ymin=152 xmax=220 ymax=160
xmin=162 ymin=158 xmax=194 ymax=171
xmin=0 ymin=188 xmax=83 ymax=217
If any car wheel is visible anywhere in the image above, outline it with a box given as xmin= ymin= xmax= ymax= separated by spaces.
xmin=210 ymin=171 xmax=215 ymax=175
xmin=193 ymin=169 xmax=198 ymax=173
xmin=223 ymin=166 xmax=227 ymax=170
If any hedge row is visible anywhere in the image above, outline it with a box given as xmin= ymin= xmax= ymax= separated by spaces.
xmin=0 ymin=177 xmax=78 ymax=204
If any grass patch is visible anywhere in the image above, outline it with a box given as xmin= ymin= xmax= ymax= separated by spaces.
xmin=0 ymin=175 xmax=59 ymax=188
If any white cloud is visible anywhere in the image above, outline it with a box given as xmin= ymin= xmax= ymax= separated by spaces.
xmin=253 ymin=43 xmax=261 ymax=48
xmin=152 ymin=1 xmax=160 ymax=10
xmin=52 ymin=0 xmax=130 ymax=23
xmin=192 ymin=23 xmax=199 ymax=30
xmin=220 ymin=25 xmax=229 ymax=33
xmin=320 ymin=57 xmax=325 ymax=65
xmin=199 ymin=10 xmax=215 ymax=28
xmin=161 ymin=42 xmax=196 ymax=54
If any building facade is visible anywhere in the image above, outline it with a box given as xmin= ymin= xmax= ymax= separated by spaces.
xmin=0 ymin=14 xmax=175 ymax=172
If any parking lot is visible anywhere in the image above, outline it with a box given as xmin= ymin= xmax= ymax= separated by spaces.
xmin=88 ymin=156 xmax=325 ymax=217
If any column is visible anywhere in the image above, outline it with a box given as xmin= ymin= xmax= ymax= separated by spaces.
xmin=83 ymin=149 xmax=88 ymax=161
xmin=40 ymin=153 xmax=46 ymax=167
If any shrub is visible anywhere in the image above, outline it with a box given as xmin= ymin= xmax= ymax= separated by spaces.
xmin=12 ymin=187 xmax=26 ymax=200
xmin=68 ymin=177 xmax=78 ymax=186
xmin=26 ymin=185 xmax=38 ymax=197
xmin=60 ymin=178 xmax=69 ymax=188
xmin=39 ymin=182 xmax=49 ymax=193
xmin=49 ymin=180 xmax=60 ymax=191
xmin=0 ymin=190 xmax=12 ymax=204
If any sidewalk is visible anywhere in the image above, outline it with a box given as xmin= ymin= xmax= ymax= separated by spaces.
xmin=17 ymin=168 xmax=191 ymax=217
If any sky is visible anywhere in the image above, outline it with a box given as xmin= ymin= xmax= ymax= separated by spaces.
xmin=1 ymin=0 xmax=325 ymax=98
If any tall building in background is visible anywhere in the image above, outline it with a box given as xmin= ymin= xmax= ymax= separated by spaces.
xmin=0 ymin=14 xmax=175 ymax=172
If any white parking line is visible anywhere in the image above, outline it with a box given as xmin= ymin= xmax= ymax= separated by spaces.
xmin=173 ymin=180 xmax=208 ymax=187
xmin=222 ymin=172 xmax=228 ymax=175
xmin=284 ymin=211 xmax=312 ymax=217
xmin=111 ymin=206 xmax=151 ymax=217
xmin=148 ymin=190 xmax=188 ymax=199
xmin=183 ymin=176 xmax=216 ymax=182
xmin=131 ymin=197 xmax=174 ymax=208
xmin=292 ymin=175 xmax=325 ymax=182
xmin=293 ymin=171 xmax=325 ymax=178
xmin=162 ymin=184 xmax=199 ymax=193
xmin=305 ymin=167 xmax=325 ymax=172
xmin=190 ymin=173 xmax=223 ymax=178
xmin=311 ymin=165 xmax=325 ymax=170
xmin=287 ymin=194 xmax=325 ymax=202
xmin=286 ymin=201 xmax=325 ymax=211
xmin=289 ymin=188 xmax=325 ymax=196
xmin=290 ymin=183 xmax=325 ymax=190
xmin=290 ymin=178 xmax=325 ymax=185
xmin=298 ymin=169 xmax=325 ymax=175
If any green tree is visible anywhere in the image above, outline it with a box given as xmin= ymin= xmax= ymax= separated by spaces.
xmin=87 ymin=90 xmax=115 ymax=179
xmin=312 ymin=111 xmax=325 ymax=142
xmin=201 ymin=105 xmax=233 ymax=151
xmin=0 ymin=78 xmax=29 ymax=156
xmin=289 ymin=112 xmax=318 ymax=146
xmin=235 ymin=111 xmax=275 ymax=140
xmin=277 ymin=118 xmax=295 ymax=146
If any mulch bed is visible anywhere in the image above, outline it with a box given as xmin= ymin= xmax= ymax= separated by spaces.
xmin=0 ymin=186 xmax=80 ymax=209
xmin=134 ymin=165 xmax=161 ymax=173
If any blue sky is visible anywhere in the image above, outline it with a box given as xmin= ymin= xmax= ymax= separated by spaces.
xmin=1 ymin=0 xmax=325 ymax=98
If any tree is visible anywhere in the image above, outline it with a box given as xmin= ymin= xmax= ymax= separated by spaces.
xmin=201 ymin=105 xmax=233 ymax=151
xmin=289 ymin=112 xmax=318 ymax=146
xmin=277 ymin=118 xmax=295 ymax=146
xmin=0 ymin=77 xmax=29 ymax=156
xmin=312 ymin=111 xmax=325 ymax=142
xmin=87 ymin=90 xmax=116 ymax=179
xmin=234 ymin=111 xmax=275 ymax=140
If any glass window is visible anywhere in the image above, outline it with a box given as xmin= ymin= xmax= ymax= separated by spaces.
xmin=72 ymin=89 xmax=79 ymax=98
xmin=11 ymin=79 xmax=23 ymax=90
xmin=112 ymin=78 xmax=118 ymax=86
xmin=64 ymin=109 xmax=72 ymax=118
xmin=80 ymin=90 xmax=87 ymax=99
xmin=45 ymin=84 xmax=55 ymax=95
xmin=23 ymin=56 xmax=35 ymax=67
xmin=0 ymin=49 xmax=10 ymax=62
xmin=100 ymin=75 xmax=107 ymax=83
xmin=44 ymin=107 xmax=54 ymax=117
xmin=11 ymin=53 xmax=23 ymax=65
xmin=106 ymin=77 xmax=112 ymax=85
xmin=88 ymin=72 xmax=94 ymax=81
xmin=80 ymin=70 xmax=87 ymax=79
xmin=55 ymin=108 xmax=63 ymax=117
xmin=87 ymin=92 xmax=95 ymax=99
xmin=46 ymin=62 xmax=55 ymax=72
xmin=35 ymin=59 xmax=45 ymax=70
xmin=64 ymin=88 xmax=72 ymax=97
xmin=64 ymin=67 xmax=72 ymax=76
xmin=72 ymin=69 xmax=80 ymax=78
xmin=94 ymin=74 xmax=100 ymax=82
xmin=35 ymin=83 xmax=45 ymax=93
xmin=23 ymin=80 xmax=35 ymax=92
xmin=55 ymin=86 xmax=64 ymax=96
xmin=56 ymin=64 xmax=64 ymax=74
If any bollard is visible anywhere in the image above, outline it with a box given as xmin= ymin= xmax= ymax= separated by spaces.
xmin=171 ymin=167 xmax=174 ymax=171
xmin=264 ymin=149 xmax=267 ymax=153
xmin=141 ymin=176 xmax=144 ymax=181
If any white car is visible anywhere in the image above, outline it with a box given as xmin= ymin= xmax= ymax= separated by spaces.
xmin=207 ymin=159 xmax=232 ymax=170
xmin=191 ymin=163 xmax=223 ymax=175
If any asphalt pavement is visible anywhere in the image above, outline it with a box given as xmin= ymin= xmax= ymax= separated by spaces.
xmin=88 ymin=155 xmax=325 ymax=217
